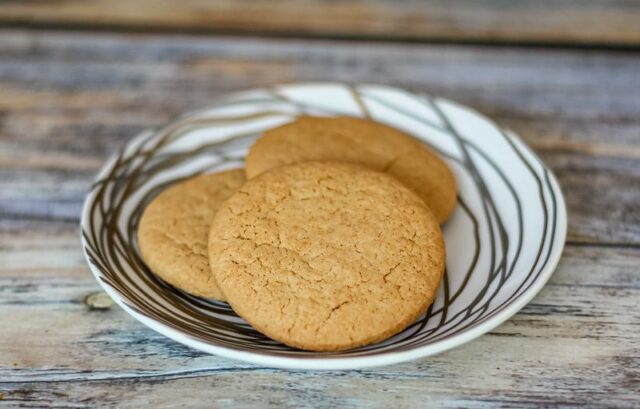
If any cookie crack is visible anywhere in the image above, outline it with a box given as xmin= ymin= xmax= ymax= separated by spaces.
xmin=229 ymin=236 xmax=323 ymax=282
xmin=315 ymin=300 xmax=351 ymax=335
xmin=158 ymin=231 xmax=205 ymax=258
xmin=286 ymin=303 xmax=300 ymax=335
xmin=383 ymin=261 xmax=402 ymax=283
xmin=328 ymin=300 xmax=350 ymax=319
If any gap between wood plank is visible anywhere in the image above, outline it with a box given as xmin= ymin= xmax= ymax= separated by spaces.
xmin=2 ymin=22 xmax=640 ymax=53
xmin=564 ymin=241 xmax=640 ymax=249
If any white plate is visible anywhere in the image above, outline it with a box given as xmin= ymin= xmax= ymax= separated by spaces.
xmin=81 ymin=83 xmax=567 ymax=370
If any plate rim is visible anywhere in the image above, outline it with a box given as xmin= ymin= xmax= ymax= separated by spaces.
xmin=80 ymin=82 xmax=568 ymax=370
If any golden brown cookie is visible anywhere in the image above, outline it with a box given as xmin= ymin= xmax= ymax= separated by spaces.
xmin=138 ymin=169 xmax=245 ymax=300
xmin=245 ymin=116 xmax=457 ymax=223
xmin=209 ymin=162 xmax=445 ymax=351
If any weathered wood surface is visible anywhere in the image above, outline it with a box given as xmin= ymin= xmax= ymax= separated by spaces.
xmin=1 ymin=0 xmax=640 ymax=46
xmin=0 ymin=29 xmax=639 ymax=407
xmin=1 ymin=231 xmax=638 ymax=407
xmin=1 ymin=30 xmax=639 ymax=244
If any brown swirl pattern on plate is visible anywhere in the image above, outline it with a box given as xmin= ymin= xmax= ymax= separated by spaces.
xmin=81 ymin=84 xmax=561 ymax=359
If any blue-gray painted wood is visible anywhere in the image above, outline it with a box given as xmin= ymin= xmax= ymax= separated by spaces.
xmin=0 ymin=29 xmax=639 ymax=408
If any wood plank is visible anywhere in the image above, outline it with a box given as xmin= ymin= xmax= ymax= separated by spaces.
xmin=0 ymin=229 xmax=638 ymax=407
xmin=1 ymin=0 xmax=640 ymax=46
xmin=1 ymin=30 xmax=639 ymax=244
xmin=0 ymin=30 xmax=639 ymax=407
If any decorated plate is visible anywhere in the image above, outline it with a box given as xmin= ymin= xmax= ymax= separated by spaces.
xmin=81 ymin=83 xmax=567 ymax=370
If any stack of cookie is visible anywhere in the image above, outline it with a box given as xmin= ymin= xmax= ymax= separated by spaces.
xmin=138 ymin=116 xmax=456 ymax=351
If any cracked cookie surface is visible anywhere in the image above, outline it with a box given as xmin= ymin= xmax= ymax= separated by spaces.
xmin=138 ymin=169 xmax=245 ymax=300
xmin=245 ymin=116 xmax=457 ymax=223
xmin=209 ymin=162 xmax=445 ymax=351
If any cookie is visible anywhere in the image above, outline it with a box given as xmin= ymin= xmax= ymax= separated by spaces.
xmin=209 ymin=162 xmax=445 ymax=351
xmin=245 ymin=116 xmax=457 ymax=223
xmin=138 ymin=169 xmax=245 ymax=300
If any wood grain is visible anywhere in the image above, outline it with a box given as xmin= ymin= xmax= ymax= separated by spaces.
xmin=1 ymin=30 xmax=639 ymax=244
xmin=0 ymin=229 xmax=638 ymax=407
xmin=1 ymin=0 xmax=640 ymax=46
xmin=0 ymin=29 xmax=639 ymax=407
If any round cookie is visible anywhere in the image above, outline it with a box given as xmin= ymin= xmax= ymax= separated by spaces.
xmin=209 ymin=162 xmax=445 ymax=351
xmin=245 ymin=116 xmax=457 ymax=223
xmin=138 ymin=169 xmax=245 ymax=300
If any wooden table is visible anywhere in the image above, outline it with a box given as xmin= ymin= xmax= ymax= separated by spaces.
xmin=1 ymin=2 xmax=639 ymax=407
